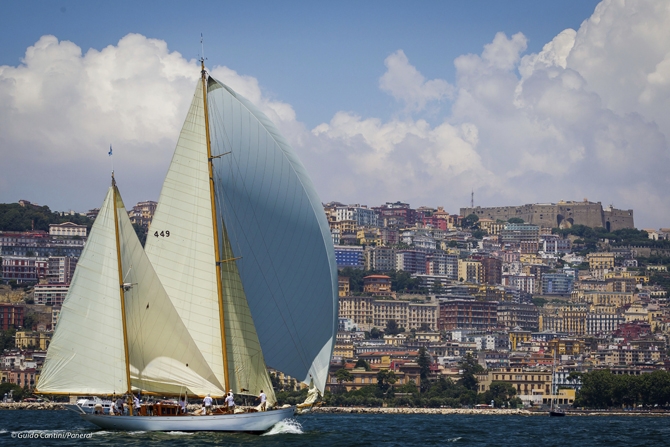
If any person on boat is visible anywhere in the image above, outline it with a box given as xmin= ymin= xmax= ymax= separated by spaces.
xmin=225 ymin=392 xmax=235 ymax=413
xmin=109 ymin=402 xmax=115 ymax=416
xmin=115 ymin=397 xmax=125 ymax=416
xmin=258 ymin=390 xmax=267 ymax=411
xmin=203 ymin=394 xmax=213 ymax=415
xmin=133 ymin=394 xmax=141 ymax=416
xmin=179 ymin=396 xmax=187 ymax=414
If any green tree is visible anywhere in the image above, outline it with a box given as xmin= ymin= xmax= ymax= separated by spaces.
xmin=335 ymin=369 xmax=353 ymax=385
xmin=377 ymin=369 xmax=397 ymax=393
xmin=355 ymin=359 xmax=371 ymax=371
xmin=458 ymin=353 xmax=484 ymax=392
xmin=462 ymin=214 xmax=479 ymax=229
xmin=482 ymin=381 xmax=520 ymax=408
xmin=507 ymin=217 xmax=524 ymax=224
xmin=385 ymin=319 xmax=402 ymax=336
xmin=417 ymin=347 xmax=431 ymax=393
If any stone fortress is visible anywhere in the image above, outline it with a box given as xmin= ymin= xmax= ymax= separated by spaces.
xmin=460 ymin=200 xmax=634 ymax=231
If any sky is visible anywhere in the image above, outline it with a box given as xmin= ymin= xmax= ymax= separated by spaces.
xmin=1 ymin=0 xmax=669 ymax=229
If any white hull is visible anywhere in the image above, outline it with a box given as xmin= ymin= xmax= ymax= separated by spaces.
xmin=81 ymin=407 xmax=295 ymax=432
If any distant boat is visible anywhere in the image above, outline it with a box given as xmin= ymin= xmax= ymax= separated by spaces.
xmin=36 ymin=56 xmax=337 ymax=432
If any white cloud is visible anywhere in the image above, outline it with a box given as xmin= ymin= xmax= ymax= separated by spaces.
xmin=379 ymin=50 xmax=453 ymax=113
xmin=2 ymin=0 xmax=670 ymax=229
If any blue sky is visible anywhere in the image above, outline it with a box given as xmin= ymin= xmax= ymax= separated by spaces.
xmin=2 ymin=1 xmax=670 ymax=229
xmin=1 ymin=0 xmax=599 ymax=128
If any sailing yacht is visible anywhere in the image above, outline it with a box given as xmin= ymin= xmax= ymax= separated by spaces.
xmin=36 ymin=58 xmax=338 ymax=432
xmin=549 ymin=349 xmax=565 ymax=417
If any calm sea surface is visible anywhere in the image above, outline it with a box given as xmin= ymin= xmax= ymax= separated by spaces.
xmin=0 ymin=410 xmax=668 ymax=447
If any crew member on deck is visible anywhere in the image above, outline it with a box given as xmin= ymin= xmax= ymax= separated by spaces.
xmin=133 ymin=394 xmax=141 ymax=416
xmin=258 ymin=390 xmax=267 ymax=411
xmin=203 ymin=394 xmax=213 ymax=415
xmin=225 ymin=392 xmax=235 ymax=413
xmin=179 ymin=396 xmax=187 ymax=414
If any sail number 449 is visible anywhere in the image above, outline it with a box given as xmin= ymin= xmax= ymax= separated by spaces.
xmin=154 ymin=230 xmax=170 ymax=238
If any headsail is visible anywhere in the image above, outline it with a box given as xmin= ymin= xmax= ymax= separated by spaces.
xmin=115 ymin=188 xmax=224 ymax=396
xmin=37 ymin=187 xmax=128 ymax=395
xmin=206 ymin=76 xmax=338 ymax=393
xmin=38 ymin=183 xmax=224 ymax=397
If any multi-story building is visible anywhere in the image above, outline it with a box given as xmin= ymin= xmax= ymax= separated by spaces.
xmin=587 ymin=252 xmax=615 ymax=271
xmin=457 ymin=260 xmax=482 ymax=284
xmin=396 ymin=250 xmax=427 ymax=274
xmin=48 ymin=222 xmax=87 ymax=238
xmin=373 ymin=300 xmax=408 ymax=329
xmin=363 ymin=275 xmax=393 ymax=296
xmin=541 ymin=273 xmax=574 ymax=295
xmin=500 ymin=223 xmax=540 ymax=253
xmin=334 ymin=245 xmax=364 ymax=269
xmin=571 ymin=290 xmax=634 ymax=308
xmin=406 ymin=301 xmax=439 ymax=331
xmin=476 ymin=367 xmax=551 ymax=397
xmin=540 ymin=234 xmax=571 ymax=254
xmin=374 ymin=202 xmax=417 ymax=228
xmin=34 ymin=283 xmax=70 ymax=306
xmin=540 ymin=305 xmax=587 ymax=335
xmin=585 ymin=313 xmax=624 ymax=335
xmin=338 ymin=296 xmax=375 ymax=331
xmin=338 ymin=277 xmax=350 ymax=297
xmin=425 ymin=253 xmax=458 ymax=279
xmin=497 ymin=303 xmax=539 ymax=331
xmin=336 ymin=205 xmax=379 ymax=227
xmin=46 ymin=256 xmax=77 ymax=284
xmin=438 ymin=298 xmax=497 ymax=331
xmin=365 ymin=246 xmax=396 ymax=272
xmin=129 ymin=200 xmax=158 ymax=228
xmin=502 ymin=273 xmax=536 ymax=294
xmin=0 ymin=304 xmax=24 ymax=330
xmin=1 ymin=256 xmax=48 ymax=283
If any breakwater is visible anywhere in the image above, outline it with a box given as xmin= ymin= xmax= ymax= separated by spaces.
xmin=313 ymin=406 xmax=670 ymax=417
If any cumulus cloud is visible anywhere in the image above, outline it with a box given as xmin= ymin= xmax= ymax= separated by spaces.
xmin=0 ymin=34 xmax=297 ymax=211
xmin=379 ymin=50 xmax=453 ymax=113
xmin=2 ymin=0 xmax=670 ymax=229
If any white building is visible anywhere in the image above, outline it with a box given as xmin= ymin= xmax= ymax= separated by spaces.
xmin=49 ymin=222 xmax=87 ymax=238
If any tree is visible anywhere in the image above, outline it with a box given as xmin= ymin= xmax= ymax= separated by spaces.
xmin=377 ymin=369 xmax=397 ymax=393
xmin=335 ymin=369 xmax=353 ymax=385
xmin=483 ymin=381 xmax=520 ymax=408
xmin=507 ymin=217 xmax=524 ymax=224
xmin=355 ymin=359 xmax=371 ymax=371
xmin=417 ymin=347 xmax=431 ymax=393
xmin=385 ymin=319 xmax=402 ymax=336
xmin=367 ymin=327 xmax=383 ymax=339
xmin=462 ymin=214 xmax=479 ymax=229
xmin=418 ymin=323 xmax=432 ymax=332
xmin=458 ymin=353 xmax=484 ymax=392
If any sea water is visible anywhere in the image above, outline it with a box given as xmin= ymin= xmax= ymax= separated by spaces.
xmin=0 ymin=410 xmax=668 ymax=446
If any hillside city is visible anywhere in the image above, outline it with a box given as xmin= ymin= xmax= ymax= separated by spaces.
xmin=2 ymin=198 xmax=670 ymax=409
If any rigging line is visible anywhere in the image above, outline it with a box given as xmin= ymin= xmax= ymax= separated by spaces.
xmin=212 ymin=98 xmax=311 ymax=371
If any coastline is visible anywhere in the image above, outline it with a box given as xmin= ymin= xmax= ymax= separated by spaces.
xmin=312 ymin=406 xmax=670 ymax=417
xmin=2 ymin=402 xmax=669 ymax=417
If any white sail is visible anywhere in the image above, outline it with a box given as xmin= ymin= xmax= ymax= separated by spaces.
xmin=146 ymin=78 xmax=277 ymax=403
xmin=144 ymin=80 xmax=227 ymax=396
xmin=207 ymin=77 xmax=338 ymax=393
xmin=115 ymin=189 xmax=225 ymax=396
xmin=37 ymin=187 xmax=128 ymax=395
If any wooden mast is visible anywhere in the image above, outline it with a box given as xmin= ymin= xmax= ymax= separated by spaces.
xmin=112 ymin=173 xmax=134 ymax=414
xmin=201 ymin=58 xmax=231 ymax=394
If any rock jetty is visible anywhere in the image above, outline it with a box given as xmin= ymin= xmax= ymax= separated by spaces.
xmin=0 ymin=402 xmax=65 ymax=411
xmin=313 ymin=407 xmax=532 ymax=416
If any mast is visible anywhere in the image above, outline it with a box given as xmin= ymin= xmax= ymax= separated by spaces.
xmin=201 ymin=58 xmax=231 ymax=393
xmin=112 ymin=172 xmax=133 ymax=410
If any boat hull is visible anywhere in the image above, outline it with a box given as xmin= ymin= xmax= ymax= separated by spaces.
xmin=549 ymin=410 xmax=566 ymax=417
xmin=80 ymin=407 xmax=295 ymax=432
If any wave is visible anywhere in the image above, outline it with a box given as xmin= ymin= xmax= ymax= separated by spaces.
xmin=166 ymin=431 xmax=194 ymax=436
xmin=447 ymin=437 xmax=463 ymax=442
xmin=261 ymin=418 xmax=303 ymax=436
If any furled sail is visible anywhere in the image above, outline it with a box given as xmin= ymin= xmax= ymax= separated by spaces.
xmin=206 ymin=76 xmax=338 ymax=393
xmin=37 ymin=187 xmax=128 ymax=395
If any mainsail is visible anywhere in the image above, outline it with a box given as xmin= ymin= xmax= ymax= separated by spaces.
xmin=37 ymin=182 xmax=224 ymax=397
xmin=145 ymin=70 xmax=338 ymax=397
